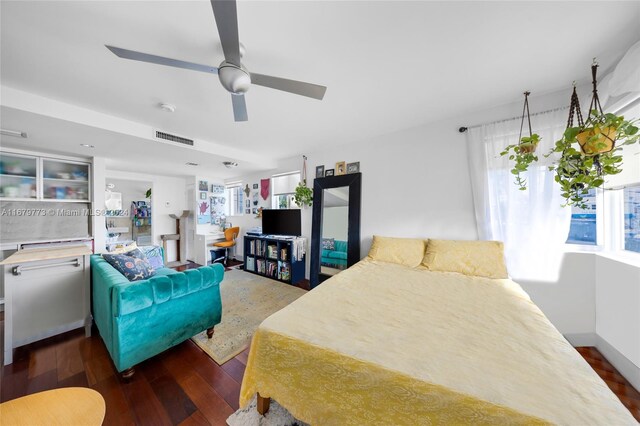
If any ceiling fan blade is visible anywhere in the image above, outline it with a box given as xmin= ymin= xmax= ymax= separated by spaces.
xmin=250 ymin=73 xmax=326 ymax=100
xmin=231 ymin=94 xmax=248 ymax=122
xmin=210 ymin=0 xmax=241 ymax=66
xmin=105 ymin=45 xmax=218 ymax=74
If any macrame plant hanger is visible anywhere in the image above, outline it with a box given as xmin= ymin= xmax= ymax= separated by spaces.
xmin=517 ymin=91 xmax=535 ymax=152
xmin=587 ymin=59 xmax=604 ymax=119
xmin=301 ymin=155 xmax=308 ymax=185
xmin=566 ymin=82 xmax=584 ymax=130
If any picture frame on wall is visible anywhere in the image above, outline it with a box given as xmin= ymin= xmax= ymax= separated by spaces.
xmin=335 ymin=161 xmax=346 ymax=175
xmin=253 ymin=183 xmax=259 ymax=189
xmin=199 ymin=180 xmax=209 ymax=191
xmin=347 ymin=161 xmax=360 ymax=174
xmin=245 ymin=208 xmax=251 ymax=214
xmin=246 ymin=199 xmax=250 ymax=208
xmin=211 ymin=184 xmax=225 ymax=194
xmin=199 ymin=192 xmax=207 ymax=200
xmin=316 ymin=165 xmax=325 ymax=178
xmin=325 ymin=169 xmax=335 ymax=177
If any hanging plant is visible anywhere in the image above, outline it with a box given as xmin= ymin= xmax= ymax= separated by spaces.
xmin=500 ymin=91 xmax=542 ymax=190
xmin=546 ymin=62 xmax=639 ymax=209
xmin=294 ymin=155 xmax=313 ymax=208
xmin=294 ymin=181 xmax=313 ymax=207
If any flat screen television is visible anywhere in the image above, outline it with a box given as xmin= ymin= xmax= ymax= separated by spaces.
xmin=261 ymin=209 xmax=301 ymax=236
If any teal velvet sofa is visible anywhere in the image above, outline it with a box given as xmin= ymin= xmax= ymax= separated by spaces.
xmin=90 ymin=253 xmax=224 ymax=377
xmin=321 ymin=239 xmax=348 ymax=270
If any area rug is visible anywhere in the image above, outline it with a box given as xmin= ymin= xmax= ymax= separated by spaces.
xmin=192 ymin=269 xmax=307 ymax=365
xmin=227 ymin=395 xmax=308 ymax=426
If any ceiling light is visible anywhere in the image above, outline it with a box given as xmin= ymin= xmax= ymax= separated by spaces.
xmin=185 ymin=162 xmax=199 ymax=166
xmin=1 ymin=129 xmax=28 ymax=138
xmin=159 ymin=103 xmax=176 ymax=113
xmin=80 ymin=144 xmax=95 ymax=148
xmin=223 ymin=161 xmax=239 ymax=168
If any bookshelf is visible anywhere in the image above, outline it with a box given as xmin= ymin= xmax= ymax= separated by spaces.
xmin=243 ymin=235 xmax=305 ymax=285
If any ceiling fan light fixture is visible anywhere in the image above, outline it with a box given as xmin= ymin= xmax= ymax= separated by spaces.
xmin=218 ymin=63 xmax=251 ymax=94
xmin=223 ymin=161 xmax=239 ymax=168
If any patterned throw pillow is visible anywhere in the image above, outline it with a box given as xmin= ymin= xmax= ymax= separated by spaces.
xmin=137 ymin=245 xmax=165 ymax=270
xmin=322 ymin=238 xmax=336 ymax=250
xmin=102 ymin=253 xmax=155 ymax=282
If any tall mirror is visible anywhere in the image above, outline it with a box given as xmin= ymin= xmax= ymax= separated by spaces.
xmin=310 ymin=173 xmax=361 ymax=288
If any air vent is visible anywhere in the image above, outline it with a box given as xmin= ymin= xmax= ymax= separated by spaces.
xmin=154 ymin=130 xmax=194 ymax=146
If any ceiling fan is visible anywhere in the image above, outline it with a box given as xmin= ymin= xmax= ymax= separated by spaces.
xmin=106 ymin=0 xmax=326 ymax=122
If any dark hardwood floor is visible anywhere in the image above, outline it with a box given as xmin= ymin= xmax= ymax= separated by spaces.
xmin=1 ymin=323 xmax=248 ymax=425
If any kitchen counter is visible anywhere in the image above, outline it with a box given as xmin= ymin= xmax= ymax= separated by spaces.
xmin=0 ymin=245 xmax=93 ymax=265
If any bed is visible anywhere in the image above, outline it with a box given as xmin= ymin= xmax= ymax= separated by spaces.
xmin=240 ymin=238 xmax=636 ymax=425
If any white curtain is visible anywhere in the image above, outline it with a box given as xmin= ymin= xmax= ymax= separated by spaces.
xmin=467 ymin=108 xmax=571 ymax=280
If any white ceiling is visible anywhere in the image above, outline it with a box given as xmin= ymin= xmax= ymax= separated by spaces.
xmin=2 ymin=1 xmax=640 ymax=177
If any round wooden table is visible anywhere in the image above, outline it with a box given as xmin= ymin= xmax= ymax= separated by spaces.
xmin=0 ymin=387 xmax=105 ymax=425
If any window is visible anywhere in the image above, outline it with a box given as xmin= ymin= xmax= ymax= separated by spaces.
xmin=624 ymin=185 xmax=640 ymax=253
xmin=225 ymin=184 xmax=243 ymax=216
xmin=271 ymin=172 xmax=300 ymax=210
xmin=566 ymin=189 xmax=597 ymax=245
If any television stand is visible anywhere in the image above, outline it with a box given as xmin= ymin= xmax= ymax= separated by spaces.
xmin=243 ymin=235 xmax=305 ymax=285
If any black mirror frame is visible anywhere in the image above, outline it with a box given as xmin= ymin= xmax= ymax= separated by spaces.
xmin=310 ymin=173 xmax=362 ymax=288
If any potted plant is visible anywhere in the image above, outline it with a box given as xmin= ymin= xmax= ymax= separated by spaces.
xmin=294 ymin=180 xmax=313 ymax=207
xmin=547 ymin=111 xmax=638 ymax=208
xmin=500 ymin=133 xmax=541 ymax=190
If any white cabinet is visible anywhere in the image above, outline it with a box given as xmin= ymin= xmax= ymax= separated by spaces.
xmin=0 ymin=150 xmax=91 ymax=202
xmin=1 ymin=245 xmax=92 ymax=365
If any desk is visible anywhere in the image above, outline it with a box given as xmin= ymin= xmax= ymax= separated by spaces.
xmin=0 ymin=387 xmax=105 ymax=425
xmin=0 ymin=245 xmax=92 ymax=365
xmin=194 ymin=232 xmax=226 ymax=265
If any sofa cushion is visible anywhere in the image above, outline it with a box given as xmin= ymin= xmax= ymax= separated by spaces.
xmin=328 ymin=251 xmax=348 ymax=260
xmin=102 ymin=253 xmax=155 ymax=282
xmin=153 ymin=267 xmax=178 ymax=277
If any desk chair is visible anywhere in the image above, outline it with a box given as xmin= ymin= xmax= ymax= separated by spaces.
xmin=212 ymin=227 xmax=240 ymax=266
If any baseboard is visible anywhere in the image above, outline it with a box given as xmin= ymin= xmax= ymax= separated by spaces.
xmin=564 ymin=332 xmax=597 ymax=347
xmin=596 ymin=335 xmax=640 ymax=392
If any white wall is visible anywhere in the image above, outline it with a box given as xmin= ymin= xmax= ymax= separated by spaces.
xmin=92 ymin=157 xmax=107 ymax=253
xmin=322 ymin=206 xmax=348 ymax=240
xmin=519 ymin=252 xmax=596 ymax=338
xmin=104 ymin=169 xmax=187 ymax=262
xmin=595 ymin=254 xmax=640 ymax=389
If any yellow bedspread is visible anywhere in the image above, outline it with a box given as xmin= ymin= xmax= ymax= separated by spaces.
xmin=240 ymin=260 xmax=636 ymax=425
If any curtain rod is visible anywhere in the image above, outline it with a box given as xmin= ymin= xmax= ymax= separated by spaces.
xmin=458 ymin=105 xmax=569 ymax=133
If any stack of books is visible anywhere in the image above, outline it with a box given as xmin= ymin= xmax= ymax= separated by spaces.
xmin=278 ymin=261 xmax=291 ymax=281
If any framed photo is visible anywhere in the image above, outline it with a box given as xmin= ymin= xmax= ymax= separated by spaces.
xmin=199 ymin=191 xmax=207 ymax=200
xmin=316 ymin=165 xmax=325 ymax=178
xmin=211 ymin=184 xmax=225 ymax=194
xmin=347 ymin=161 xmax=360 ymax=174
xmin=335 ymin=161 xmax=346 ymax=175
xmin=245 ymin=208 xmax=251 ymax=214
xmin=325 ymin=169 xmax=335 ymax=177
xmin=252 ymin=207 xmax=258 ymax=214
xmin=246 ymin=199 xmax=250 ymax=208
xmin=199 ymin=180 xmax=209 ymax=191
xmin=252 ymin=183 xmax=259 ymax=189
